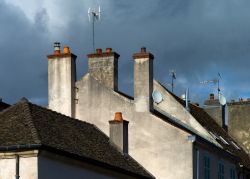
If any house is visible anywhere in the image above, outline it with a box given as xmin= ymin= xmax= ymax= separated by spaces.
xmin=0 ymin=99 xmax=10 ymax=111
xmin=204 ymin=94 xmax=250 ymax=155
xmin=46 ymin=43 xmax=250 ymax=179
xmin=0 ymin=98 xmax=154 ymax=179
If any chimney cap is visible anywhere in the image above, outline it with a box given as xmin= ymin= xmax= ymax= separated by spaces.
xmin=106 ymin=48 xmax=112 ymax=53
xmin=133 ymin=47 xmax=154 ymax=60
xmin=54 ymin=42 xmax=61 ymax=55
xmin=96 ymin=48 xmax=102 ymax=54
xmin=141 ymin=47 xmax=146 ymax=53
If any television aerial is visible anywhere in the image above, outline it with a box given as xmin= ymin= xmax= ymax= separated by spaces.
xmin=169 ymin=69 xmax=176 ymax=93
xmin=200 ymin=73 xmax=222 ymax=96
xmin=88 ymin=5 xmax=101 ymax=52
xmin=152 ymin=90 xmax=163 ymax=104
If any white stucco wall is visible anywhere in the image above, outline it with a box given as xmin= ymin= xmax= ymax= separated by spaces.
xmin=0 ymin=151 xmax=38 ymax=179
xmin=48 ymin=56 xmax=75 ymax=117
xmin=75 ymin=74 xmax=193 ymax=179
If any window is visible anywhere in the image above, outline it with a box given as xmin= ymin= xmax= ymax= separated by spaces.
xmin=218 ymin=162 xmax=224 ymax=179
xmin=230 ymin=168 xmax=236 ymax=179
xmin=204 ymin=155 xmax=210 ymax=179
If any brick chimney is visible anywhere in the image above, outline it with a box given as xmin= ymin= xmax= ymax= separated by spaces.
xmin=109 ymin=112 xmax=129 ymax=154
xmin=87 ymin=48 xmax=120 ymax=91
xmin=133 ymin=47 xmax=154 ymax=112
xmin=47 ymin=42 xmax=77 ymax=117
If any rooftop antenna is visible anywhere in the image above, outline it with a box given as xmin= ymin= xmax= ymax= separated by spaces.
xmin=169 ymin=69 xmax=176 ymax=93
xmin=88 ymin=5 xmax=101 ymax=52
xmin=200 ymin=73 xmax=222 ymax=97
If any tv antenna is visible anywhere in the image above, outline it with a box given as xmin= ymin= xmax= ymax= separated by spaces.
xmin=88 ymin=6 xmax=101 ymax=52
xmin=169 ymin=69 xmax=176 ymax=93
xmin=200 ymin=73 xmax=222 ymax=97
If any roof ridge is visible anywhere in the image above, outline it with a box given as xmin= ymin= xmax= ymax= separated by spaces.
xmin=21 ymin=101 xmax=42 ymax=144
xmin=30 ymin=102 xmax=94 ymax=126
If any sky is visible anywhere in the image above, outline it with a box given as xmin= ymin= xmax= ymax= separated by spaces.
xmin=1 ymin=0 xmax=250 ymax=106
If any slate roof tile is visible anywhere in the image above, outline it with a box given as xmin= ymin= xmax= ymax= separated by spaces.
xmin=0 ymin=99 xmax=153 ymax=179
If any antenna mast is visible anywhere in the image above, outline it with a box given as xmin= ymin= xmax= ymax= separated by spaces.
xmin=200 ymin=73 xmax=222 ymax=96
xmin=88 ymin=6 xmax=101 ymax=52
xmin=169 ymin=69 xmax=176 ymax=93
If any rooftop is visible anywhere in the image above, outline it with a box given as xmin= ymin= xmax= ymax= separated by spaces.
xmin=0 ymin=98 xmax=154 ymax=179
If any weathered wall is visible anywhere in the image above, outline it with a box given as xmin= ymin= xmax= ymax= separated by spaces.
xmin=48 ymin=55 xmax=76 ymax=117
xmin=38 ymin=151 xmax=136 ymax=179
xmin=88 ymin=55 xmax=118 ymax=90
xmin=75 ymin=74 xmax=193 ymax=179
xmin=154 ymin=81 xmax=218 ymax=146
xmin=194 ymin=144 xmax=238 ymax=179
xmin=204 ymin=102 xmax=250 ymax=154
xmin=0 ymin=151 xmax=38 ymax=179
xmin=228 ymin=103 xmax=250 ymax=154
xmin=134 ymin=58 xmax=153 ymax=112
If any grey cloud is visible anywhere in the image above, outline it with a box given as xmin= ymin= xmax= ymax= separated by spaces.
xmin=1 ymin=0 xmax=250 ymax=106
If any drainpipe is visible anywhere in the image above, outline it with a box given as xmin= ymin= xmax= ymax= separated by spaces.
xmin=15 ymin=155 xmax=20 ymax=179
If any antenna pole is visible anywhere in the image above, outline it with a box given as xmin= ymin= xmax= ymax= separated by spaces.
xmin=171 ymin=76 xmax=174 ymax=93
xmin=92 ymin=13 xmax=95 ymax=52
xmin=169 ymin=70 xmax=176 ymax=93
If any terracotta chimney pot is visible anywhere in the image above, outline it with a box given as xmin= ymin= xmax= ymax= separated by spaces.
xmin=96 ymin=48 xmax=102 ymax=54
xmin=63 ymin=46 xmax=70 ymax=54
xmin=114 ymin=112 xmax=123 ymax=122
xmin=106 ymin=48 xmax=112 ymax=53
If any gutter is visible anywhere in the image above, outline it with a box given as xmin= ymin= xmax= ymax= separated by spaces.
xmin=0 ymin=144 xmax=41 ymax=151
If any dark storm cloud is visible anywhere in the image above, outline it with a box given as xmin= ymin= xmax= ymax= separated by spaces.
xmin=0 ymin=1 xmax=50 ymax=104
xmin=1 ymin=0 xmax=250 ymax=105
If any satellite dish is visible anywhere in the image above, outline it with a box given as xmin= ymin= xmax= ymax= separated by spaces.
xmin=219 ymin=93 xmax=227 ymax=105
xmin=152 ymin=90 xmax=163 ymax=104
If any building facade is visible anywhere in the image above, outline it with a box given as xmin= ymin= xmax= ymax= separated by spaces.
xmin=204 ymin=94 xmax=250 ymax=155
xmin=47 ymin=44 xmax=250 ymax=179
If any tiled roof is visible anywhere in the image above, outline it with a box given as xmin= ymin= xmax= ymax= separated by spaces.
xmin=0 ymin=101 xmax=10 ymax=111
xmin=0 ymin=98 xmax=153 ymax=179
xmin=157 ymin=82 xmax=250 ymax=169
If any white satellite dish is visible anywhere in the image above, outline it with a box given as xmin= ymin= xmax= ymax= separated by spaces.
xmin=152 ymin=90 xmax=163 ymax=104
xmin=219 ymin=93 xmax=227 ymax=106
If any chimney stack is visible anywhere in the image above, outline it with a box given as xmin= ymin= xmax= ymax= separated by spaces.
xmin=210 ymin=93 xmax=214 ymax=103
xmin=109 ymin=112 xmax=129 ymax=154
xmin=133 ymin=47 xmax=154 ymax=112
xmin=87 ymin=48 xmax=120 ymax=91
xmin=47 ymin=43 xmax=77 ymax=117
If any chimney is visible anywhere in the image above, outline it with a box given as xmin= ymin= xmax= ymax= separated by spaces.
xmin=210 ymin=93 xmax=214 ymax=103
xmin=87 ymin=48 xmax=120 ymax=91
xmin=133 ymin=47 xmax=154 ymax=112
xmin=109 ymin=112 xmax=129 ymax=154
xmin=222 ymin=105 xmax=228 ymax=132
xmin=47 ymin=42 xmax=77 ymax=117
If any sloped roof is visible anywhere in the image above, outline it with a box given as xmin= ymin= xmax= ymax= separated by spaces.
xmin=0 ymin=101 xmax=10 ymax=111
xmin=157 ymin=82 xmax=250 ymax=169
xmin=0 ymin=98 xmax=154 ymax=179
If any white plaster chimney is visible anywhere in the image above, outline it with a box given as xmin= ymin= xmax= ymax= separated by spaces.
xmin=133 ymin=47 xmax=154 ymax=112
xmin=87 ymin=48 xmax=120 ymax=91
xmin=109 ymin=112 xmax=129 ymax=154
xmin=47 ymin=42 xmax=77 ymax=117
